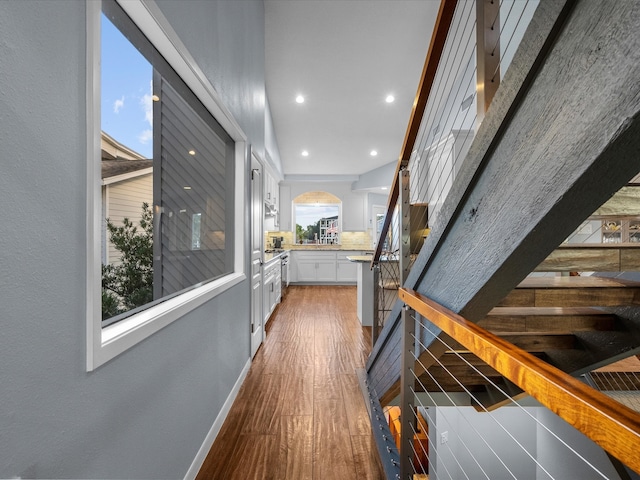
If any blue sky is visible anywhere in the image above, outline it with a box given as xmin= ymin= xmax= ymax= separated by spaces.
xmin=101 ymin=14 xmax=153 ymax=159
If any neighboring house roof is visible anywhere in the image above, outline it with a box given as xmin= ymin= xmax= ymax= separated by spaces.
xmin=102 ymin=158 xmax=153 ymax=180
xmin=101 ymin=131 xmax=152 ymax=182
xmin=101 ymin=131 xmax=147 ymax=161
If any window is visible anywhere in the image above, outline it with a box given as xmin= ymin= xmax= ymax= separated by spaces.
xmin=294 ymin=203 xmax=341 ymax=244
xmin=87 ymin=0 xmax=246 ymax=370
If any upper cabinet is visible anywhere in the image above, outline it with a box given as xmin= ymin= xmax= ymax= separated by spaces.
xmin=263 ymin=166 xmax=280 ymax=229
xmin=264 ymin=167 xmax=279 ymax=223
xmin=279 ymin=185 xmax=292 ymax=231
xmin=342 ymin=194 xmax=365 ymax=231
xmin=264 ymin=169 xmax=278 ymax=209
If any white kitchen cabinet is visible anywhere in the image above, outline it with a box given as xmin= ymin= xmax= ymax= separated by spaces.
xmin=336 ymin=252 xmax=358 ymax=282
xmin=264 ymin=169 xmax=275 ymax=206
xmin=295 ymin=258 xmax=316 ymax=282
xmin=291 ymin=251 xmax=366 ymax=284
xmin=264 ymin=168 xmax=280 ymax=228
xmin=293 ymin=252 xmax=336 ymax=282
xmin=316 ymin=259 xmax=336 ymax=282
xmin=342 ymin=194 xmax=365 ymax=231
xmin=264 ymin=168 xmax=280 ymax=217
xmin=273 ymin=267 xmax=282 ymax=312
xmin=279 ymin=185 xmax=291 ymax=231
xmin=263 ymin=258 xmax=281 ymax=324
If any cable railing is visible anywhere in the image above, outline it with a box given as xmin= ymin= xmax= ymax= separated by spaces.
xmin=371 ymin=0 xmax=458 ymax=266
xmin=370 ymin=0 xmax=540 ymax=339
xmin=361 ymin=1 xmax=640 ymax=478
xmin=360 ymin=288 xmax=640 ymax=479
xmin=583 ymin=359 xmax=640 ymax=417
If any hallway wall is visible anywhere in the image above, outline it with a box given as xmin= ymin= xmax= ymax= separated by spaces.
xmin=0 ymin=1 xmax=263 ymax=478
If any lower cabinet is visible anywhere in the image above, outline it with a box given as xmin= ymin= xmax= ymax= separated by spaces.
xmin=336 ymin=253 xmax=358 ymax=283
xmin=273 ymin=269 xmax=282 ymax=310
xmin=295 ymin=253 xmax=336 ymax=282
xmin=292 ymin=251 xmax=363 ymax=284
xmin=263 ymin=259 xmax=281 ymax=324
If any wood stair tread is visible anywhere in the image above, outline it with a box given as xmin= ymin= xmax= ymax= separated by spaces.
xmin=496 ymin=330 xmax=574 ymax=336
xmin=499 ymin=276 xmax=640 ymax=307
xmin=516 ymin=276 xmax=640 ymax=289
xmin=554 ymin=244 xmax=640 ymax=249
xmin=537 ymin=244 xmax=640 ymax=272
xmin=488 ymin=306 xmax=614 ymax=315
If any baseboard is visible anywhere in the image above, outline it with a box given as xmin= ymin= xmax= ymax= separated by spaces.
xmin=183 ymin=358 xmax=251 ymax=480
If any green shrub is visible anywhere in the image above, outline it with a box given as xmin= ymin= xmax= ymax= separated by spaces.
xmin=101 ymin=203 xmax=153 ymax=320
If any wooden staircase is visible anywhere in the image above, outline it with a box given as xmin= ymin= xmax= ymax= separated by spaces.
xmin=497 ymin=276 xmax=640 ymax=308
xmin=414 ymin=266 xmax=640 ymax=405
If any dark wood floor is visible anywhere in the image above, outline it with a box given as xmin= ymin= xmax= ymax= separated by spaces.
xmin=196 ymin=285 xmax=384 ymax=480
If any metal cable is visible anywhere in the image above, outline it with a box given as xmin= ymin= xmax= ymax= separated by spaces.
xmin=413 ymin=314 xmax=613 ymax=479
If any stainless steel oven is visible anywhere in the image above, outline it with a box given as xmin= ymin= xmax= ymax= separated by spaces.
xmin=280 ymin=252 xmax=289 ymax=295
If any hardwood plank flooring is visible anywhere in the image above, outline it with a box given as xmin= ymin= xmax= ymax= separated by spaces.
xmin=196 ymin=285 xmax=384 ymax=480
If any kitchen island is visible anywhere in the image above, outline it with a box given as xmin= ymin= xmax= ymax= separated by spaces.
xmin=346 ymin=255 xmax=375 ymax=326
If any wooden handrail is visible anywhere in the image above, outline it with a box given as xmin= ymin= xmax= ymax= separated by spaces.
xmin=399 ymin=287 xmax=640 ymax=475
xmin=371 ymin=0 xmax=458 ymax=267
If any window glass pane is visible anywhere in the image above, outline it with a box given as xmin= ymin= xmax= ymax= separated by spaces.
xmin=155 ymin=76 xmax=234 ymax=297
xmin=100 ymin=0 xmax=234 ymax=325
xmin=101 ymin=14 xmax=153 ymax=159
xmin=294 ymin=204 xmax=340 ymax=244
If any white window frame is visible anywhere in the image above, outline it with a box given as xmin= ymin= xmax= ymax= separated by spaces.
xmin=86 ymin=0 xmax=246 ymax=371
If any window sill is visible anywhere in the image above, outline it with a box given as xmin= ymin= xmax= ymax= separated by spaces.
xmin=89 ymin=272 xmax=245 ymax=370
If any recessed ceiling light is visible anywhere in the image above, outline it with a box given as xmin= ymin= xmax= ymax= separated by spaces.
xmin=385 ymin=94 xmax=395 ymax=103
xmin=370 ymin=150 xmax=378 ymax=156
xmin=188 ymin=149 xmax=196 ymax=156
xmin=381 ymin=186 xmax=388 ymax=190
xmin=183 ymin=186 xmax=192 ymax=190
xmin=295 ymin=95 xmax=305 ymax=104
xmin=301 ymin=150 xmax=309 ymax=157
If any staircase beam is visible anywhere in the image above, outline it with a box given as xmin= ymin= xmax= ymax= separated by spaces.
xmin=368 ymin=0 xmax=640 ymax=405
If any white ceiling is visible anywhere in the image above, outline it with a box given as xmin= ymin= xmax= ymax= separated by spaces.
xmin=264 ymin=0 xmax=440 ymax=180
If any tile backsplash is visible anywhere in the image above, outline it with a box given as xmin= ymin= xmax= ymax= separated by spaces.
xmin=265 ymin=230 xmax=372 ymax=250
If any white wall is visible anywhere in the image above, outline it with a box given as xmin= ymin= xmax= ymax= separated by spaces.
xmin=428 ymin=406 xmax=538 ymax=479
xmin=426 ymin=405 xmax=624 ymax=480
xmin=535 ymin=408 xmax=622 ymax=480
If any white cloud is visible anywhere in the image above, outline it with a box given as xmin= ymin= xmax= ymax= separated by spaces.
xmin=113 ymin=96 xmax=125 ymax=113
xmin=141 ymin=80 xmax=153 ymax=127
xmin=138 ymin=129 xmax=153 ymax=145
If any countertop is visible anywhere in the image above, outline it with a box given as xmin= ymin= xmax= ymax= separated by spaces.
xmin=263 ymin=250 xmax=289 ymax=264
xmin=263 ymin=248 xmax=374 ymax=264
xmin=285 ymin=246 xmax=374 ymax=252
xmin=346 ymin=255 xmax=373 ymax=263
xmin=347 ymin=254 xmax=399 ymax=263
